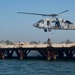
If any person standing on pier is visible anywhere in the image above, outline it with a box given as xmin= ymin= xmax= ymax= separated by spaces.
xmin=47 ymin=38 xmax=52 ymax=47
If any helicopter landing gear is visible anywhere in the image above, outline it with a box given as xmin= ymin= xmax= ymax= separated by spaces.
xmin=44 ymin=29 xmax=47 ymax=32
xmin=48 ymin=28 xmax=52 ymax=32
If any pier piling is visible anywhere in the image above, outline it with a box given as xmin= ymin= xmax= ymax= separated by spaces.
xmin=0 ymin=44 xmax=75 ymax=60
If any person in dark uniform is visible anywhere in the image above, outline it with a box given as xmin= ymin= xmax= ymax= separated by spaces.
xmin=47 ymin=38 xmax=51 ymax=46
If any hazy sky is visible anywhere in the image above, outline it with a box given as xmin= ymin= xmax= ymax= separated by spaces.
xmin=0 ymin=0 xmax=75 ymax=43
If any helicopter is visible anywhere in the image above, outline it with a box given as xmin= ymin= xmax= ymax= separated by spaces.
xmin=17 ymin=10 xmax=75 ymax=32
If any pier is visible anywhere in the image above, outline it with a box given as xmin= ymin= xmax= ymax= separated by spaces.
xmin=0 ymin=43 xmax=75 ymax=60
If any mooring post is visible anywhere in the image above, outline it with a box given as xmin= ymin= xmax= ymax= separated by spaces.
xmin=1 ymin=51 xmax=5 ymax=59
xmin=20 ymin=50 xmax=24 ymax=59
xmin=47 ymin=51 xmax=51 ymax=60
xmin=52 ymin=51 xmax=56 ymax=60
xmin=24 ymin=50 xmax=27 ymax=58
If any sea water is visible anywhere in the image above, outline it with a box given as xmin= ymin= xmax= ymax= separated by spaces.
xmin=0 ymin=59 xmax=75 ymax=75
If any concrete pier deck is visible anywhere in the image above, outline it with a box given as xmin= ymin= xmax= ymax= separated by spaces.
xmin=0 ymin=43 xmax=75 ymax=60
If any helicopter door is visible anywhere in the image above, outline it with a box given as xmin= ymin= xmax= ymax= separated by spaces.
xmin=47 ymin=20 xmax=52 ymax=32
xmin=55 ymin=22 xmax=60 ymax=28
xmin=47 ymin=21 xmax=50 ymax=26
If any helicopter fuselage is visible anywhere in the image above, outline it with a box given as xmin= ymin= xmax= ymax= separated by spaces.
xmin=33 ymin=18 xmax=75 ymax=32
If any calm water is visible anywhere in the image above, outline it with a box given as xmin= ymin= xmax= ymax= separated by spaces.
xmin=0 ymin=59 xmax=75 ymax=75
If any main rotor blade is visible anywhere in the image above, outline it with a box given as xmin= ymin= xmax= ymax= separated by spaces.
xmin=58 ymin=10 xmax=69 ymax=15
xmin=17 ymin=10 xmax=69 ymax=17
xmin=17 ymin=12 xmax=49 ymax=16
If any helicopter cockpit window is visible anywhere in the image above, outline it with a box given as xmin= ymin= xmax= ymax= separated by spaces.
xmin=47 ymin=21 xmax=50 ymax=26
xmin=38 ymin=20 xmax=44 ymax=24
xmin=65 ymin=20 xmax=73 ymax=24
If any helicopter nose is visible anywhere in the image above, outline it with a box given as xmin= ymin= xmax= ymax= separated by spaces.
xmin=33 ymin=24 xmax=36 ymax=27
xmin=33 ymin=24 xmax=39 ymax=27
